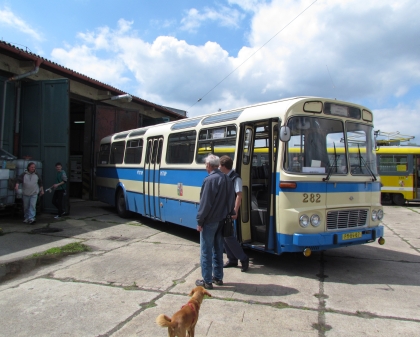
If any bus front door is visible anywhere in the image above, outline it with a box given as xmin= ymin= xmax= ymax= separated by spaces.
xmin=144 ymin=137 xmax=163 ymax=220
xmin=239 ymin=119 xmax=278 ymax=251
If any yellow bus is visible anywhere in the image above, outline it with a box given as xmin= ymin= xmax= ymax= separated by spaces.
xmin=376 ymin=146 xmax=420 ymax=205
xmin=96 ymin=97 xmax=385 ymax=256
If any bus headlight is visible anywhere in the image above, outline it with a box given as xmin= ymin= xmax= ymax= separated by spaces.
xmin=310 ymin=214 xmax=321 ymax=227
xmin=299 ymin=215 xmax=309 ymax=228
xmin=371 ymin=210 xmax=377 ymax=221
xmin=377 ymin=209 xmax=384 ymax=220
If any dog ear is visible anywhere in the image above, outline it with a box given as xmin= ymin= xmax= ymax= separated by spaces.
xmin=189 ymin=288 xmax=196 ymax=296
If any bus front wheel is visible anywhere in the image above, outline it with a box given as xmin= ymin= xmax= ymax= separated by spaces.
xmin=392 ymin=193 xmax=405 ymax=206
xmin=116 ymin=188 xmax=131 ymax=218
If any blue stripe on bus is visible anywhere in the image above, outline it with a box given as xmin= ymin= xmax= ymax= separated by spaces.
xmin=276 ymin=177 xmax=382 ymax=194
xmin=98 ymin=168 xmax=382 ymax=193
xmin=97 ymin=167 xmax=207 ymax=187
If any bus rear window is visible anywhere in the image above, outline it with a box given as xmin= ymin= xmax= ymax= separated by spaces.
xmin=98 ymin=144 xmax=110 ymax=165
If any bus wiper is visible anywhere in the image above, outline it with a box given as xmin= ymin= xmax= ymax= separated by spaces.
xmin=323 ymin=143 xmax=337 ymax=181
xmin=356 ymin=145 xmax=377 ymax=181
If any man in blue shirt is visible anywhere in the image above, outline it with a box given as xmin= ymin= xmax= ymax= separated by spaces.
xmin=196 ymin=154 xmax=235 ymax=289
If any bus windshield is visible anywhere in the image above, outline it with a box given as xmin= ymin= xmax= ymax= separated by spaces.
xmin=284 ymin=116 xmax=377 ymax=176
xmin=347 ymin=122 xmax=378 ymax=176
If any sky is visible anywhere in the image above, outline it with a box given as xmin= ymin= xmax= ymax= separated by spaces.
xmin=1 ymin=0 xmax=420 ymax=144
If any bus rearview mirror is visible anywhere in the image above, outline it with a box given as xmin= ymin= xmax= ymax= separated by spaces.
xmin=279 ymin=126 xmax=291 ymax=142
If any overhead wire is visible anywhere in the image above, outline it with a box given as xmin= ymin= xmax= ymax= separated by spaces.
xmin=188 ymin=0 xmax=319 ymax=110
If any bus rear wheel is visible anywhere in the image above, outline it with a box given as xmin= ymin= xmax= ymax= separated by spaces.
xmin=116 ymin=188 xmax=131 ymax=218
xmin=392 ymin=193 xmax=405 ymax=206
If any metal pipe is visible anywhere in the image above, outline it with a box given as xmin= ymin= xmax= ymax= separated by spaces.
xmin=0 ymin=59 xmax=42 ymax=149
xmin=0 ymin=79 xmax=10 ymax=149
xmin=15 ymin=83 xmax=21 ymax=133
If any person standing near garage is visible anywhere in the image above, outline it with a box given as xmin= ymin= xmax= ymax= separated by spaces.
xmin=15 ymin=162 xmax=44 ymax=224
xmin=52 ymin=162 xmax=68 ymax=218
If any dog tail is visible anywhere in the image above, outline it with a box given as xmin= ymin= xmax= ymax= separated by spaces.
xmin=156 ymin=314 xmax=177 ymax=328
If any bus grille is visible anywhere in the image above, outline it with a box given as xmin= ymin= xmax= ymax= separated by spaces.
xmin=326 ymin=209 xmax=368 ymax=230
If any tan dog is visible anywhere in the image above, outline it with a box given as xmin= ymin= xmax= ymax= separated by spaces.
xmin=156 ymin=286 xmax=212 ymax=337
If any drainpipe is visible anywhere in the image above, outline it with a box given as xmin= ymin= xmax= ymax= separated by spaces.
xmin=0 ymin=59 xmax=42 ymax=150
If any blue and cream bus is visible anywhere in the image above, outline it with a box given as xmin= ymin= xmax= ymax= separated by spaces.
xmin=96 ymin=97 xmax=385 ymax=256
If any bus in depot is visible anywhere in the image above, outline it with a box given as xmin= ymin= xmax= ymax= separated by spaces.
xmin=95 ymin=97 xmax=385 ymax=256
xmin=375 ymin=146 xmax=420 ymax=206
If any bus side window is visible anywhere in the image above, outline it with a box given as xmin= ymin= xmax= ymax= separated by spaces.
xmin=166 ymin=131 xmax=196 ymax=164
xmin=378 ymin=155 xmax=408 ymax=173
xmin=196 ymin=125 xmax=237 ymax=163
xmin=124 ymin=139 xmax=143 ymax=164
xmin=110 ymin=141 xmax=125 ymax=164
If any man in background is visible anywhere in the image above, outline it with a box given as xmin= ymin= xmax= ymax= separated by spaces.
xmin=52 ymin=162 xmax=68 ymax=219
xmin=219 ymin=155 xmax=249 ymax=272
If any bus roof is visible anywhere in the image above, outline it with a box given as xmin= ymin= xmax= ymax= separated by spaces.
xmin=100 ymin=96 xmax=373 ymax=144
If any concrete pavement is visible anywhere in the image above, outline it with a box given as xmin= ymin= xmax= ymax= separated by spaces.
xmin=0 ymin=199 xmax=420 ymax=336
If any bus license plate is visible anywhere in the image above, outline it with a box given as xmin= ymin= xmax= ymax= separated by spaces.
xmin=342 ymin=232 xmax=362 ymax=240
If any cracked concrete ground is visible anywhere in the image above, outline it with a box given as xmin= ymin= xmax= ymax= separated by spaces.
xmin=0 ymin=200 xmax=419 ymax=336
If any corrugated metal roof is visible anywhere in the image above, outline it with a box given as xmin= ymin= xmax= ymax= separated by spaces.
xmin=0 ymin=40 xmax=185 ymax=120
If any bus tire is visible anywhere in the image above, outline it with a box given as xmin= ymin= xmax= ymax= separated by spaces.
xmin=381 ymin=193 xmax=391 ymax=204
xmin=116 ymin=188 xmax=131 ymax=218
xmin=392 ymin=193 xmax=405 ymax=206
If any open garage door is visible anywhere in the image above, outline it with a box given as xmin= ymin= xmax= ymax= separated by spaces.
xmin=20 ymin=79 xmax=70 ymax=214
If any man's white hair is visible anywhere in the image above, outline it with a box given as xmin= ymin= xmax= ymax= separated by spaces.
xmin=205 ymin=154 xmax=220 ymax=168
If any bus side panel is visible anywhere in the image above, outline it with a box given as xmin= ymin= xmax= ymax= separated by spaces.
xmin=118 ymin=167 xmax=145 ymax=214
xmin=96 ymin=167 xmax=121 ymax=206
xmin=380 ymin=174 xmax=414 ymax=200
xmin=158 ymin=168 xmax=205 ymax=226
xmin=97 ymin=185 xmax=116 ymax=206
xmin=97 ymin=166 xmax=146 ymax=213
xmin=126 ymin=190 xmax=145 ymax=215
xmin=160 ymin=198 xmax=200 ymax=229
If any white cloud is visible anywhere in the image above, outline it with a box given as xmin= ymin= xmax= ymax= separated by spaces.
xmin=0 ymin=6 xmax=42 ymax=41
xmin=373 ymin=102 xmax=420 ymax=144
xmin=180 ymin=6 xmax=244 ymax=32
xmin=51 ymin=44 xmax=130 ymax=87
xmin=228 ymin=0 xmax=267 ymax=12
xmin=48 ymin=0 xmax=420 ymax=133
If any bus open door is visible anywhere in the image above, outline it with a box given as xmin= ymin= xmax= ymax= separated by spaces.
xmin=238 ymin=119 xmax=278 ymax=252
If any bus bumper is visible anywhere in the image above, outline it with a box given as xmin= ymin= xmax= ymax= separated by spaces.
xmin=290 ymin=226 xmax=385 ymax=250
